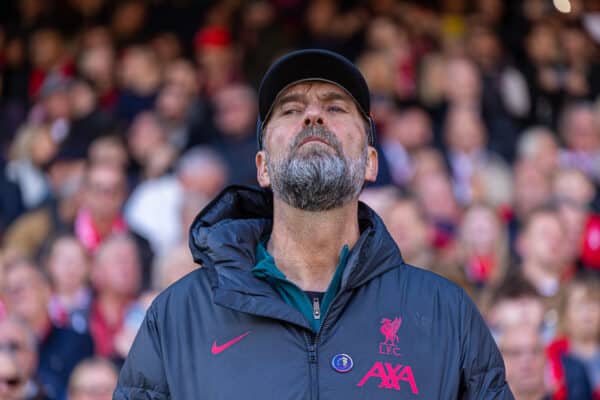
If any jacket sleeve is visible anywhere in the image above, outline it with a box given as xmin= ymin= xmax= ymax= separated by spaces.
xmin=114 ymin=305 xmax=170 ymax=400
xmin=458 ymin=291 xmax=515 ymax=400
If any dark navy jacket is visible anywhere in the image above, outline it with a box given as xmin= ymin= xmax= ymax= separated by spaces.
xmin=115 ymin=186 xmax=513 ymax=399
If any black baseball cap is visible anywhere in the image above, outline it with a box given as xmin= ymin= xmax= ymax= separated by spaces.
xmin=257 ymin=48 xmax=374 ymax=149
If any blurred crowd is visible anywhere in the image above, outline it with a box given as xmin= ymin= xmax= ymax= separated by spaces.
xmin=0 ymin=0 xmax=599 ymax=399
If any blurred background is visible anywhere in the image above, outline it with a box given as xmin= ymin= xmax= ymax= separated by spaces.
xmin=0 ymin=0 xmax=599 ymax=399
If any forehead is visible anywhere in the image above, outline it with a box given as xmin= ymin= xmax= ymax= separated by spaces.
xmin=275 ymin=81 xmax=356 ymax=105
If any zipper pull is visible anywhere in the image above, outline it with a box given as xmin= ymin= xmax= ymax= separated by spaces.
xmin=313 ymin=297 xmax=321 ymax=320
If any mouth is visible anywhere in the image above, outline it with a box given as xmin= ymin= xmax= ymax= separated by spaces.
xmin=299 ymin=136 xmax=331 ymax=147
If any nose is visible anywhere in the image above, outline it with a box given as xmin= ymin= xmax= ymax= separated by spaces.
xmin=303 ymin=105 xmax=324 ymax=127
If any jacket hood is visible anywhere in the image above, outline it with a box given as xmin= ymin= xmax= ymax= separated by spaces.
xmin=189 ymin=185 xmax=404 ymax=293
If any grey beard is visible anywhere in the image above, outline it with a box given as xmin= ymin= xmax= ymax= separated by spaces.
xmin=266 ymin=125 xmax=367 ymax=211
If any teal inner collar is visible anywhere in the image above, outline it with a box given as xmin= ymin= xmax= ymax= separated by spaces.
xmin=252 ymin=237 xmax=350 ymax=332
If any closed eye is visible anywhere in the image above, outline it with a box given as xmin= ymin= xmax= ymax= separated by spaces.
xmin=327 ymin=105 xmax=347 ymax=113
xmin=282 ymin=108 xmax=301 ymax=115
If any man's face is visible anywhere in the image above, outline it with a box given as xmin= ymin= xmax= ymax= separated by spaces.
xmin=83 ymin=165 xmax=126 ymax=220
xmin=0 ymin=321 xmax=37 ymax=378
xmin=257 ymin=81 xmax=377 ymax=211
xmin=521 ymin=213 xmax=566 ymax=270
xmin=3 ymin=265 xmax=50 ymax=323
xmin=93 ymin=240 xmax=141 ymax=297
xmin=500 ymin=328 xmax=546 ymax=397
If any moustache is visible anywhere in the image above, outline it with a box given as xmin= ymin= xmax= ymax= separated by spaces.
xmin=290 ymin=125 xmax=343 ymax=157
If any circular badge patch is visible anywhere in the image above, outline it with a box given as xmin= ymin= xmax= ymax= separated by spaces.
xmin=331 ymin=353 xmax=353 ymax=373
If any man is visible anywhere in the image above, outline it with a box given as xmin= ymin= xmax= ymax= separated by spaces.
xmin=0 ymin=316 xmax=47 ymax=399
xmin=3 ymin=260 xmax=94 ymax=399
xmin=124 ymin=146 xmax=227 ymax=255
xmin=89 ymin=234 xmax=142 ymax=359
xmin=499 ymin=326 xmax=549 ymax=400
xmin=116 ymin=49 xmax=512 ymax=398
xmin=499 ymin=325 xmax=592 ymax=400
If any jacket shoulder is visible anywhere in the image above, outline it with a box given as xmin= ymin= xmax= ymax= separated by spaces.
xmin=400 ymin=264 xmax=465 ymax=296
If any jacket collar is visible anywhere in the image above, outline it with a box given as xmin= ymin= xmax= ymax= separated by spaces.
xmin=188 ymin=185 xmax=405 ymax=325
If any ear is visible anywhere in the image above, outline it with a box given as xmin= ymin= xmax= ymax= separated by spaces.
xmin=255 ymin=151 xmax=271 ymax=187
xmin=364 ymin=146 xmax=378 ymax=182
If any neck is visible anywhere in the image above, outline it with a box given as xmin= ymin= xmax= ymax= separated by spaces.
xmin=569 ymin=337 xmax=599 ymax=358
xmin=267 ymin=199 xmax=360 ymax=292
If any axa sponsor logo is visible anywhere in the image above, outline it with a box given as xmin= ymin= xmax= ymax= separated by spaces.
xmin=379 ymin=316 xmax=402 ymax=356
xmin=356 ymin=315 xmax=419 ymax=394
xmin=357 ymin=361 xmax=419 ymax=394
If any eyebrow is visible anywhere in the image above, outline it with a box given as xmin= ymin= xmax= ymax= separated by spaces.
xmin=274 ymin=90 xmax=352 ymax=110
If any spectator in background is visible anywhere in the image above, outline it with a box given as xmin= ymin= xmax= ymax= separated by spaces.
xmin=89 ymin=234 xmax=141 ymax=361
xmin=5 ymin=123 xmax=55 ymax=210
xmin=499 ymin=325 xmax=551 ymax=400
xmin=381 ymin=106 xmax=433 ymax=188
xmin=114 ymin=46 xmax=161 ymax=123
xmin=211 ymin=83 xmax=259 ymax=186
xmin=74 ymin=163 xmax=126 ymax=253
xmin=67 ymin=358 xmax=118 ymax=400
xmin=193 ymin=25 xmax=239 ymax=97
xmin=0 ymin=350 xmax=29 ymax=400
xmin=155 ymin=83 xmax=194 ymax=153
xmin=412 ymin=172 xmax=461 ymax=250
xmin=552 ymin=168 xmax=595 ymax=268
xmin=87 ymin=136 xmax=128 ymax=172
xmin=125 ymin=146 xmax=227 ymax=255
xmin=559 ymin=102 xmax=600 ymax=182
xmin=60 ymin=78 xmax=114 ymax=159
xmin=507 ymin=159 xmax=552 ymax=253
xmin=483 ymin=277 xmax=548 ymax=340
xmin=363 ymin=17 xmax=417 ymax=101
xmin=547 ymin=274 xmax=600 ymax=398
xmin=0 ymin=317 xmax=47 ymax=399
xmin=456 ymin=204 xmax=509 ymax=292
xmin=2 ymin=152 xmax=85 ymax=259
xmin=443 ymin=106 xmax=509 ymax=206
xmin=522 ymin=21 xmax=564 ymax=127
xmin=440 ymin=56 xmax=518 ymax=162
xmin=385 ymin=195 xmax=435 ymax=270
xmin=74 ymin=162 xmax=153 ymax=284
xmin=149 ymin=32 xmax=182 ymax=69
xmin=126 ymin=112 xmax=177 ymax=182
xmin=517 ymin=207 xmax=569 ymax=301
xmin=162 ymin=58 xmax=212 ymax=149
xmin=3 ymin=260 xmax=94 ymax=400
xmin=516 ymin=126 xmax=560 ymax=178
xmin=31 ymin=75 xmax=72 ymax=145
xmin=466 ymin=24 xmax=531 ymax=125
xmin=28 ymin=28 xmax=74 ymax=100
xmin=77 ymin=42 xmax=118 ymax=112
xmin=42 ymin=235 xmax=91 ymax=334
xmin=110 ymin=0 xmax=148 ymax=49
xmin=560 ymin=24 xmax=599 ymax=102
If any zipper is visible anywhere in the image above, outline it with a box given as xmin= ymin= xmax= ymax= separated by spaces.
xmin=312 ymin=296 xmax=321 ymax=320
xmin=304 ymin=288 xmax=352 ymax=400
